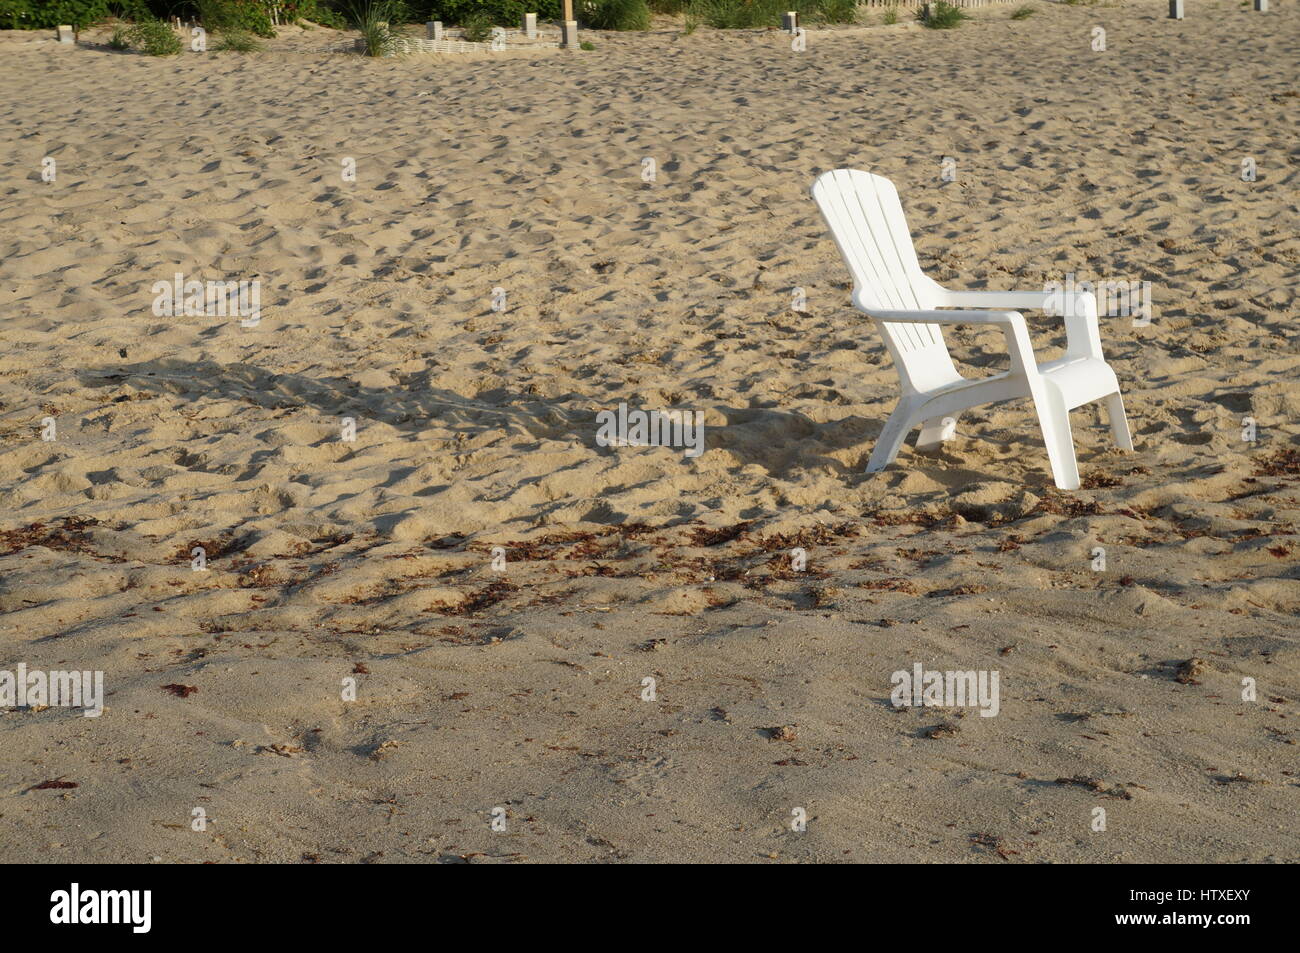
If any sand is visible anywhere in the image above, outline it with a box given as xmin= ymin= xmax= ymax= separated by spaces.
xmin=0 ymin=1 xmax=1297 ymax=863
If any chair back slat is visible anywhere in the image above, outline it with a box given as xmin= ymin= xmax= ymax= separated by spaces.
xmin=811 ymin=169 xmax=958 ymax=391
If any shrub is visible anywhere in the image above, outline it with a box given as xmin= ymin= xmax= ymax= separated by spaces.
xmin=579 ymin=38 xmax=594 ymax=47
xmin=686 ymin=0 xmax=784 ymax=29
xmin=0 ymin=0 xmax=111 ymax=29
xmin=427 ymin=0 xmax=563 ymax=26
xmin=196 ymin=0 xmax=276 ymax=37
xmin=0 ymin=0 xmax=344 ymax=31
xmin=16 ymin=1 xmax=49 ymax=28
xmin=684 ymin=0 xmax=835 ymax=29
xmin=881 ymin=4 xmax=897 ymax=23
xmin=10 ymin=0 xmax=38 ymax=27
xmin=1010 ymin=3 xmax=1033 ymax=16
xmin=128 ymin=17 xmax=184 ymax=53
xmin=279 ymin=0 xmax=348 ymax=26
xmin=916 ymin=0 xmax=967 ymax=28
xmin=118 ymin=0 xmax=345 ymax=29
xmin=815 ymin=0 xmax=856 ymax=24
xmin=111 ymin=0 xmax=153 ymax=15
xmin=583 ymin=0 xmax=650 ymax=30
xmin=345 ymin=0 xmax=409 ymax=53
xmin=214 ymin=27 xmax=263 ymax=48
xmin=108 ymin=25 xmax=130 ymax=47
xmin=648 ymin=0 xmax=685 ymax=11
xmin=460 ymin=8 xmax=492 ymax=38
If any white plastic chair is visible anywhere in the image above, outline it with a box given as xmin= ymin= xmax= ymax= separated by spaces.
xmin=810 ymin=168 xmax=1133 ymax=490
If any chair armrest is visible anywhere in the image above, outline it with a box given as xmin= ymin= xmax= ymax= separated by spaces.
xmin=867 ymin=307 xmax=1025 ymax=327
xmin=865 ymin=307 xmax=1040 ymax=376
xmin=939 ymin=290 xmax=1059 ymax=311
xmin=939 ymin=288 xmax=1105 ymax=359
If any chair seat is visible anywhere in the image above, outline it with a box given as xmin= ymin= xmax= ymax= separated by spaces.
xmin=1038 ymin=356 xmax=1121 ymax=410
xmin=919 ymin=357 xmax=1119 ymax=414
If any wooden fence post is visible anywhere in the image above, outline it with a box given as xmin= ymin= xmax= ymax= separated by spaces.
xmin=561 ymin=0 xmax=578 ymax=48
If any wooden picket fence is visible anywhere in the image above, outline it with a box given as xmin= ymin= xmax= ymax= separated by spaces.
xmin=353 ymin=25 xmax=566 ymax=56
xmin=361 ymin=35 xmax=563 ymax=54
xmin=856 ymin=0 xmax=1016 ymax=6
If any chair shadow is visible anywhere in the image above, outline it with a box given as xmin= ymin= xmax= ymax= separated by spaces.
xmin=79 ymin=357 xmax=592 ymax=441
xmin=77 ymin=358 xmax=878 ymax=480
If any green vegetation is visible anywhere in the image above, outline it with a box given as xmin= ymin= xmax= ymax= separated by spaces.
xmin=916 ymin=0 xmax=968 ymax=28
xmin=0 ymin=0 xmax=110 ymax=29
xmin=0 ymin=0 xmax=347 ymax=30
xmin=684 ymin=0 xmax=781 ymax=29
xmin=584 ymin=0 xmax=651 ymax=30
xmin=279 ymin=0 xmax=347 ymax=27
xmin=1010 ymin=4 xmax=1033 ymax=16
xmin=460 ymin=8 xmax=492 ymax=39
xmin=579 ymin=38 xmax=595 ymax=48
xmin=127 ymin=16 xmax=184 ymax=53
xmin=345 ymin=0 xmax=409 ymax=54
xmin=195 ymin=0 xmax=274 ymax=37
xmin=816 ymin=0 xmax=857 ymax=24
xmin=679 ymin=0 xmax=859 ymax=31
xmin=0 ymin=0 xmax=870 ymax=34
xmin=428 ymin=0 xmax=563 ymax=27
xmin=213 ymin=27 xmax=263 ymax=48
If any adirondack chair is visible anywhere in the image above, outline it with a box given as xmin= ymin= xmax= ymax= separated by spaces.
xmin=810 ymin=168 xmax=1133 ymax=490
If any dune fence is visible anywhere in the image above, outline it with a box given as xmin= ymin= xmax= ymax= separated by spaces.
xmin=856 ymin=0 xmax=1019 ymax=7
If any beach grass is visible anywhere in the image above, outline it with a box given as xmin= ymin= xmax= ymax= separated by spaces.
xmin=917 ymin=0 xmax=970 ymax=28
xmin=345 ymin=0 xmax=410 ymax=55
xmin=585 ymin=0 xmax=653 ymax=30
xmin=126 ymin=17 xmax=183 ymax=55
xmin=460 ymin=10 xmax=493 ymax=42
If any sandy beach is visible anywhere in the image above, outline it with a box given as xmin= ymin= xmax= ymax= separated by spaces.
xmin=1 ymin=0 xmax=1297 ymax=863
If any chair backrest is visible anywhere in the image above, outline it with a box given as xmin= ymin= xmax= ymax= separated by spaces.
xmin=810 ymin=169 xmax=957 ymax=393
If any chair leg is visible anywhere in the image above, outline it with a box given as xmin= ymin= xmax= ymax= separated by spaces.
xmin=915 ymin=414 xmax=958 ymax=451
xmin=1030 ymin=384 xmax=1080 ymax=490
xmin=866 ymin=401 xmax=919 ymax=473
xmin=1104 ymin=392 xmax=1134 ymax=451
